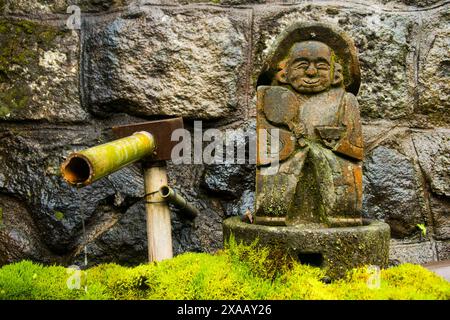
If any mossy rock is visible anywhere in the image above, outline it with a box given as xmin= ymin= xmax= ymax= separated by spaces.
xmin=224 ymin=216 xmax=391 ymax=279
xmin=0 ymin=19 xmax=63 ymax=118
xmin=0 ymin=18 xmax=86 ymax=121
xmin=3 ymin=0 xmax=130 ymax=14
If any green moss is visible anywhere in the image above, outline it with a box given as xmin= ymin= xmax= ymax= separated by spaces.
xmin=54 ymin=211 xmax=64 ymax=221
xmin=0 ymin=18 xmax=63 ymax=118
xmin=0 ymin=240 xmax=449 ymax=300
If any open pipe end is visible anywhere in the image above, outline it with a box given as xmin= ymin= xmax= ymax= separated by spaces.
xmin=61 ymin=154 xmax=93 ymax=186
xmin=159 ymin=185 xmax=171 ymax=198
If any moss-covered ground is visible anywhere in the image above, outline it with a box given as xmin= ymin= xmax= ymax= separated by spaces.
xmin=0 ymin=238 xmax=449 ymax=300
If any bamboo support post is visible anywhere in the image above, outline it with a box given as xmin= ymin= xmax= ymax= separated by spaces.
xmin=144 ymin=162 xmax=173 ymax=262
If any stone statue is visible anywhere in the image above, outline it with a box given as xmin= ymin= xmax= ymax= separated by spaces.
xmin=225 ymin=23 xmax=390 ymax=278
xmin=256 ymin=23 xmax=363 ymax=227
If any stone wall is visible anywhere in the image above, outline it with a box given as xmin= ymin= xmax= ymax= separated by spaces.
xmin=0 ymin=0 xmax=448 ymax=267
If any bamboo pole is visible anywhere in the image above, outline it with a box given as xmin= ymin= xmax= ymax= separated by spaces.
xmin=144 ymin=162 xmax=173 ymax=262
xmin=61 ymin=131 xmax=155 ymax=186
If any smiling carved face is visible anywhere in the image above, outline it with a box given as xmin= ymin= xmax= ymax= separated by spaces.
xmin=285 ymin=41 xmax=334 ymax=94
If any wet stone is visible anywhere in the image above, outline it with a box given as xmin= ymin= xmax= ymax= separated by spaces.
xmin=363 ymin=146 xmax=425 ymax=238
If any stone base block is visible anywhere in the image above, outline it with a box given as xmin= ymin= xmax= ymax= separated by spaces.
xmin=223 ymin=216 xmax=390 ymax=279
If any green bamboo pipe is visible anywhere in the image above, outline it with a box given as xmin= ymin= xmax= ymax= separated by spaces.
xmin=61 ymin=131 xmax=155 ymax=186
xmin=159 ymin=185 xmax=200 ymax=219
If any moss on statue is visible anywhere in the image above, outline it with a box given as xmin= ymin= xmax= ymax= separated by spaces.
xmin=0 ymin=239 xmax=449 ymax=300
xmin=0 ymin=19 xmax=63 ymax=117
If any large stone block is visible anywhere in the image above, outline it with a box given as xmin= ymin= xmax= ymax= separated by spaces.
xmin=0 ymin=18 xmax=88 ymax=122
xmin=436 ymin=240 xmax=450 ymax=260
xmin=252 ymin=3 xmax=417 ymax=121
xmin=71 ymin=201 xmax=147 ymax=266
xmin=412 ymin=131 xmax=450 ymax=197
xmin=363 ymin=144 xmax=426 ymax=238
xmin=389 ymin=239 xmax=436 ymax=265
xmin=0 ymin=195 xmax=59 ymax=266
xmin=429 ymin=196 xmax=450 ymax=241
xmin=2 ymin=0 xmax=131 ymax=14
xmin=416 ymin=8 xmax=450 ymax=127
xmin=83 ymin=6 xmax=252 ymax=121
xmin=380 ymin=0 xmax=447 ymax=7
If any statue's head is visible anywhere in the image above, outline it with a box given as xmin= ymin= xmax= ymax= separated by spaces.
xmin=259 ymin=23 xmax=361 ymax=95
xmin=276 ymin=41 xmax=343 ymax=94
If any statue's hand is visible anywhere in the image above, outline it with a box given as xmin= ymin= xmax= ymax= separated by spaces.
xmin=322 ymin=138 xmax=339 ymax=149
xmin=315 ymin=126 xmax=346 ymax=149
xmin=288 ymin=122 xmax=307 ymax=148
xmin=288 ymin=121 xmax=305 ymax=137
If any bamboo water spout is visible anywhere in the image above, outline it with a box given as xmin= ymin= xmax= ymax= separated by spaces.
xmin=159 ymin=185 xmax=199 ymax=219
xmin=61 ymin=131 xmax=155 ymax=186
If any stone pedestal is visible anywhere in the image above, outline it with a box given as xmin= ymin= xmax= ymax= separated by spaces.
xmin=223 ymin=217 xmax=390 ymax=279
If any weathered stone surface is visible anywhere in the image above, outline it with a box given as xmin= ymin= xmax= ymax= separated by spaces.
xmin=380 ymin=0 xmax=447 ymax=7
xmin=436 ymin=240 xmax=450 ymax=260
xmin=389 ymin=239 xmax=436 ymax=265
xmin=430 ymin=196 xmax=450 ymax=240
xmin=201 ymin=121 xmax=256 ymax=215
xmin=412 ymin=131 xmax=450 ymax=197
xmin=202 ymin=164 xmax=254 ymax=198
xmin=224 ymin=216 xmax=391 ymax=279
xmin=219 ymin=0 xmax=265 ymax=4
xmin=416 ymin=9 xmax=450 ymax=127
xmin=2 ymin=0 xmax=131 ymax=14
xmin=224 ymin=189 xmax=254 ymax=216
xmin=0 ymin=18 xmax=88 ymax=122
xmin=83 ymin=6 xmax=251 ymax=120
xmin=253 ymin=4 xmax=417 ymax=121
xmin=71 ymin=201 xmax=147 ymax=266
xmin=363 ymin=145 xmax=425 ymax=238
xmin=0 ymin=195 xmax=58 ymax=265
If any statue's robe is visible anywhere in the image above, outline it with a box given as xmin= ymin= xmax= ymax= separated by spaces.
xmin=256 ymin=85 xmax=363 ymax=226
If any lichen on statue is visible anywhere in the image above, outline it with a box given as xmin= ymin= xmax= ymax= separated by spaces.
xmin=256 ymin=28 xmax=364 ymax=227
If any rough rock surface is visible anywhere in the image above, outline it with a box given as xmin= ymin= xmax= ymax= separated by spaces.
xmin=0 ymin=18 xmax=87 ymax=122
xmin=429 ymin=196 xmax=450 ymax=241
xmin=82 ymin=6 xmax=251 ymax=121
xmin=412 ymin=131 xmax=450 ymax=197
xmin=416 ymin=9 xmax=450 ymax=127
xmin=389 ymin=239 xmax=436 ymax=265
xmin=2 ymin=0 xmax=131 ymax=14
xmin=362 ymin=146 xmax=425 ymax=238
xmin=0 ymin=0 xmax=449 ymax=267
xmin=0 ymin=195 xmax=58 ymax=265
xmin=436 ymin=241 xmax=450 ymax=260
